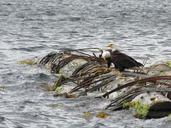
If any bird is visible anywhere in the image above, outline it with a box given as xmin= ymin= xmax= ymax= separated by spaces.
xmin=100 ymin=42 xmax=143 ymax=72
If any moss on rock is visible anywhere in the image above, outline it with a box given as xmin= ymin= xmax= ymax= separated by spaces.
xmin=123 ymin=101 xmax=150 ymax=119
xmin=17 ymin=59 xmax=37 ymax=65
xmin=166 ymin=61 xmax=171 ymax=68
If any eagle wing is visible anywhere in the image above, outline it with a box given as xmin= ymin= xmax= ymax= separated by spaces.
xmin=111 ymin=50 xmax=143 ymax=71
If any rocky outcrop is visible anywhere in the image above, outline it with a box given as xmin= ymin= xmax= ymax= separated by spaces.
xmin=36 ymin=48 xmax=171 ymax=119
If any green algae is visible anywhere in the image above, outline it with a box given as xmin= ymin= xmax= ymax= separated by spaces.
xmin=123 ymin=101 xmax=150 ymax=119
xmin=166 ymin=61 xmax=171 ymax=68
xmin=17 ymin=59 xmax=37 ymax=65
xmin=96 ymin=111 xmax=109 ymax=119
xmin=55 ymin=86 xmax=63 ymax=94
xmin=47 ymin=103 xmax=64 ymax=109
xmin=83 ymin=111 xmax=93 ymax=119
xmin=53 ymin=75 xmax=65 ymax=91
xmin=168 ymin=113 xmax=171 ymax=120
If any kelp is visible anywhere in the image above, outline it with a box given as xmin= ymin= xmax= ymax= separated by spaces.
xmin=101 ymin=76 xmax=171 ymax=98
xmin=38 ymin=48 xmax=171 ymax=119
xmin=106 ymin=86 xmax=171 ymax=111
xmin=69 ymin=73 xmax=114 ymax=93
xmin=39 ymin=48 xmax=104 ymax=74
xmin=39 ymin=52 xmax=61 ymax=66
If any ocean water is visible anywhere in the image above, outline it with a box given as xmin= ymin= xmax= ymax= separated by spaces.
xmin=0 ymin=0 xmax=171 ymax=127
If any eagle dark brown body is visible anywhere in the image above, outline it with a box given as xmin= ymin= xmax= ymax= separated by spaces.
xmin=102 ymin=50 xmax=143 ymax=72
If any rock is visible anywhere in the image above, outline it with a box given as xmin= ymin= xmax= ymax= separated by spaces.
xmin=146 ymin=64 xmax=171 ymax=76
xmin=130 ymin=92 xmax=171 ymax=119
xmin=38 ymin=50 xmax=171 ymax=119
xmin=59 ymin=59 xmax=87 ymax=77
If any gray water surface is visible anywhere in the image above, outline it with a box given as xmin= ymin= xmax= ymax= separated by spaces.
xmin=0 ymin=0 xmax=171 ymax=127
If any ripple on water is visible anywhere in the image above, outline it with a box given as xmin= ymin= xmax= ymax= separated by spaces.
xmin=0 ymin=0 xmax=171 ymax=127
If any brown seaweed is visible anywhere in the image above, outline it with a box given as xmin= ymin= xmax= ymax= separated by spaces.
xmin=38 ymin=48 xmax=171 ymax=119
xmin=101 ymin=76 xmax=171 ymax=98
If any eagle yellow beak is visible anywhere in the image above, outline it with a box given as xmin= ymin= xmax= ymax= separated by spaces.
xmin=106 ymin=41 xmax=118 ymax=51
xmin=107 ymin=43 xmax=113 ymax=49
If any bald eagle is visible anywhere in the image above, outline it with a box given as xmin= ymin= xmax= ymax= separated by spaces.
xmin=100 ymin=43 xmax=143 ymax=72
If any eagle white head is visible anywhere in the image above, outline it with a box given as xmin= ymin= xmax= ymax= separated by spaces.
xmin=101 ymin=41 xmax=118 ymax=60
xmin=101 ymin=50 xmax=111 ymax=59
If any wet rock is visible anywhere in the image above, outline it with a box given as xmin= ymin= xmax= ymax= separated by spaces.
xmin=130 ymin=92 xmax=171 ymax=119
xmin=146 ymin=64 xmax=171 ymax=76
xmin=59 ymin=59 xmax=87 ymax=77
xmin=38 ymin=50 xmax=171 ymax=119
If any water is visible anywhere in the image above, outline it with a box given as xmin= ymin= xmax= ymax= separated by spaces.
xmin=0 ymin=0 xmax=171 ymax=127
